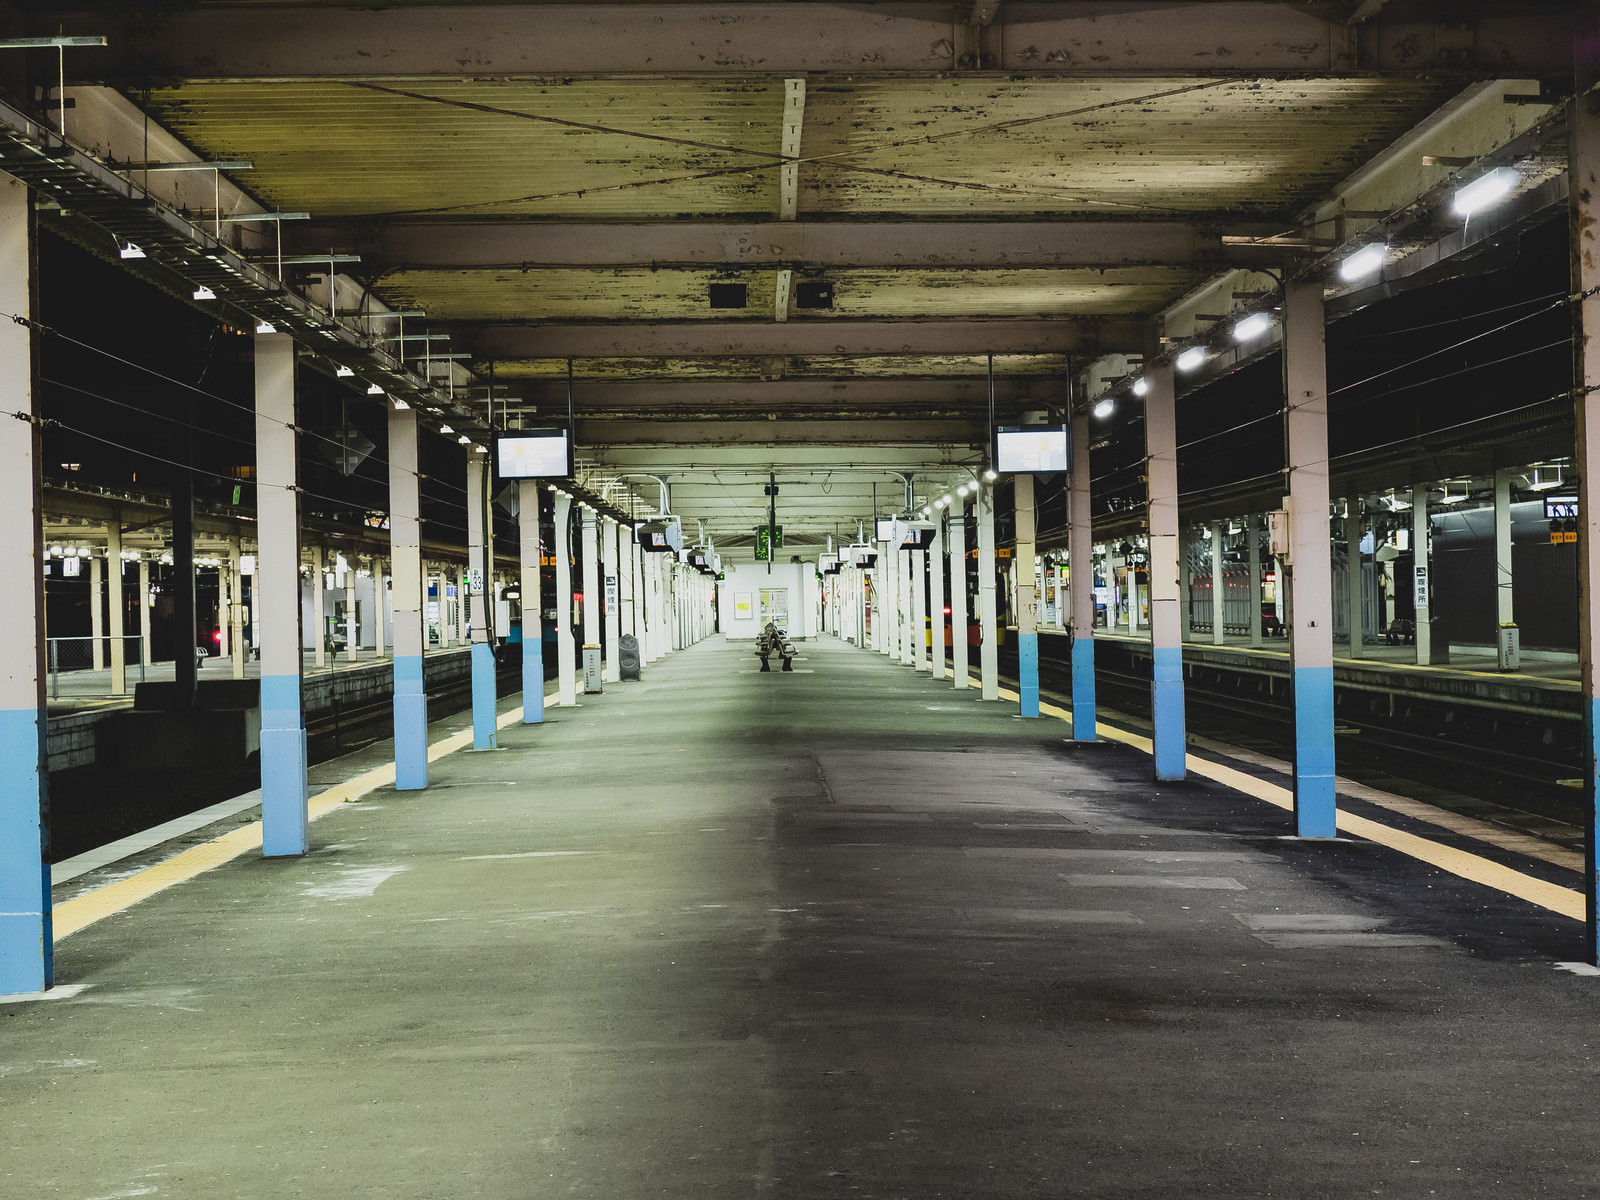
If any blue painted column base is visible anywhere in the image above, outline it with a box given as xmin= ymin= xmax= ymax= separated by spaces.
xmin=1293 ymin=665 xmax=1338 ymax=838
xmin=1151 ymin=645 xmax=1186 ymax=781
xmin=0 ymin=708 xmax=50 ymax=992
xmin=393 ymin=654 xmax=428 ymax=791
xmin=1070 ymin=636 xmax=1097 ymax=741
xmin=523 ymin=644 xmax=545 ymax=725
xmin=260 ymin=674 xmax=308 ymax=856
xmin=471 ymin=641 xmax=498 ymax=750
xmin=1018 ymin=631 xmax=1040 ymax=717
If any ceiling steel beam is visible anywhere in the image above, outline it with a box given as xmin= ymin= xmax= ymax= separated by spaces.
xmin=529 ymin=377 xmax=1059 ymax=409
xmin=475 ymin=318 xmax=1140 ymax=359
xmin=576 ymin=417 xmax=985 ymax=447
xmin=41 ymin=4 xmax=1578 ymax=80
xmin=298 ymin=220 xmax=1248 ymax=271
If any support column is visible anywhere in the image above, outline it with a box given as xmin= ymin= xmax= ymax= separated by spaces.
xmin=519 ymin=481 xmax=545 ymax=723
xmin=555 ymin=493 xmax=577 ymax=704
xmin=1016 ymin=474 xmax=1039 ymax=716
xmin=620 ymin=520 xmax=637 ymax=640
xmin=951 ymin=491 xmax=969 ymax=688
xmin=603 ymin=517 xmax=621 ymax=683
xmin=1347 ymin=502 xmax=1364 ymax=659
xmin=978 ymin=481 xmax=999 ymax=700
xmin=344 ymin=562 xmax=357 ymax=663
xmin=312 ymin=544 xmax=327 ymax=669
xmin=1069 ymin=406 xmax=1096 ymax=739
xmin=898 ymin=545 xmax=912 ymax=665
xmin=1494 ymin=467 xmax=1519 ymax=670
xmin=911 ymin=548 xmax=927 ymax=671
xmin=108 ymin=518 xmax=126 ymax=695
xmin=0 ymin=174 xmax=50 ymax=992
xmin=1284 ymin=280 xmax=1336 ymax=837
xmin=1248 ymin=515 xmax=1264 ymax=648
xmin=878 ymin=534 xmax=895 ymax=657
xmin=1145 ymin=362 xmax=1185 ymax=780
xmin=89 ymin=552 xmax=104 ymax=670
xmin=388 ymin=407 xmax=428 ymax=788
xmin=138 ymin=557 xmax=151 ymax=670
xmin=929 ymin=515 xmax=946 ymax=680
xmin=255 ymin=330 xmax=307 ymax=856
xmin=467 ymin=450 xmax=496 ymax=749
xmin=581 ymin=508 xmax=600 ymax=659
xmin=1412 ymin=487 xmax=1432 ymax=665
xmin=217 ymin=555 xmax=230 ymax=659
xmin=1210 ymin=522 xmax=1226 ymax=645
xmin=1179 ymin=534 xmax=1194 ymax=641
xmin=1571 ymin=81 xmax=1600 ymax=960
xmin=229 ymin=536 xmax=245 ymax=679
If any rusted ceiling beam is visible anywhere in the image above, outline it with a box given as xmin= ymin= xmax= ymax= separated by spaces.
xmin=576 ymin=416 xmax=985 ymax=448
xmin=39 ymin=3 xmax=1579 ymax=80
xmin=474 ymin=318 xmax=1143 ymax=359
xmin=520 ymin=377 xmax=1060 ymax=409
xmin=293 ymin=220 xmax=1256 ymax=271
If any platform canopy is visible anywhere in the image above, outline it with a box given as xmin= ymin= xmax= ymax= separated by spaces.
xmin=14 ymin=0 xmax=1582 ymax=552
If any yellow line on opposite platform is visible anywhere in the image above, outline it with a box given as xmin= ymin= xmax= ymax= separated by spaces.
xmin=52 ymin=688 xmax=561 ymax=942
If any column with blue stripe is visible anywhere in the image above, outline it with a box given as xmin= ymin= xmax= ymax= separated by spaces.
xmin=1143 ymin=362 xmax=1186 ymax=780
xmin=466 ymin=450 xmax=498 ymax=749
xmin=255 ymin=330 xmax=309 ymax=855
xmin=388 ymin=405 xmax=428 ymax=788
xmin=1068 ymin=406 xmax=1096 ymax=741
xmin=1284 ymin=280 xmax=1336 ymax=838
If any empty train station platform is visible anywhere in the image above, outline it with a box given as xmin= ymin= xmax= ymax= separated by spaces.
xmin=6 ymin=634 xmax=1600 ymax=1198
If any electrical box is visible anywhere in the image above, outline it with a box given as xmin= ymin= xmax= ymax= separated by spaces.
xmin=1267 ymin=509 xmax=1291 ymax=564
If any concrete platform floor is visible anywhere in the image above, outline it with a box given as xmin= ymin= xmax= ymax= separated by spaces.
xmin=5 ymin=634 xmax=1600 ymax=1198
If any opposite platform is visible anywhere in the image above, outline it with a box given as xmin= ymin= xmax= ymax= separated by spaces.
xmin=3 ymin=634 xmax=1598 ymax=1198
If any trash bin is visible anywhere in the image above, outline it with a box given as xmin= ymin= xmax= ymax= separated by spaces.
xmin=618 ymin=634 xmax=642 ymax=681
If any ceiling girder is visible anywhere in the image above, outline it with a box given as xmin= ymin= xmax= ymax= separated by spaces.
xmin=530 ymin=377 xmax=1060 ymax=410
xmin=40 ymin=3 xmax=1578 ymax=80
xmin=576 ymin=417 xmax=985 ymax=448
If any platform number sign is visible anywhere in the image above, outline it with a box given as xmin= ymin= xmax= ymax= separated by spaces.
xmin=467 ymin=567 xmax=484 ymax=596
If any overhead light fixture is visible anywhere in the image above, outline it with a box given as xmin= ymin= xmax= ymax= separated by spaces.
xmin=439 ymin=424 xmax=454 ymax=434
xmin=983 ymin=468 xmax=997 ymax=482
xmin=191 ymin=284 xmax=216 ymax=301
xmin=335 ymin=365 xmax=354 ymax=378
xmin=392 ymin=398 xmax=410 ymax=410
xmin=1452 ymin=167 xmax=1517 ymax=218
xmin=366 ymin=383 xmax=384 ymax=395
xmin=254 ymin=319 xmax=276 ymax=334
xmin=1175 ymin=346 xmax=1207 ymax=372
xmin=940 ymin=494 xmax=952 ymax=507
xmin=1093 ymin=397 xmax=1114 ymax=419
xmin=1232 ymin=313 xmax=1271 ymax=342
xmin=1337 ymin=243 xmax=1387 ymax=282
xmin=1528 ymin=465 xmax=1565 ymax=491
xmin=458 ymin=435 xmax=471 ymax=445
xmin=119 ymin=242 xmax=145 ymax=259
xmin=1132 ymin=377 xmax=1149 ymax=397
xmin=1437 ymin=480 xmax=1468 ymax=505
xmin=473 ymin=444 xmax=487 ymax=453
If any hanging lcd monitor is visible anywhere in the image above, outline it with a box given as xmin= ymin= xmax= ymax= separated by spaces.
xmin=496 ymin=428 xmax=572 ymax=479
xmin=994 ymin=425 xmax=1069 ymax=474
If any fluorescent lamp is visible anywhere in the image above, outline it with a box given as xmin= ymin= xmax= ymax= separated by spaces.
xmin=1132 ymin=377 xmax=1149 ymax=397
xmin=366 ymin=383 xmax=384 ymax=395
xmin=119 ymin=243 xmax=145 ymax=259
xmin=1452 ymin=167 xmax=1517 ymax=218
xmin=1093 ymin=397 xmax=1114 ymax=419
xmin=335 ymin=365 xmax=354 ymax=377
xmin=254 ymin=319 xmax=276 ymax=334
xmin=458 ymin=435 xmax=471 ymax=445
xmin=1338 ymin=244 xmax=1386 ymax=282
xmin=439 ymin=424 xmax=454 ymax=434
xmin=940 ymin=494 xmax=952 ymax=507
xmin=191 ymin=284 xmax=216 ymax=301
xmin=1175 ymin=346 xmax=1207 ymax=372
xmin=392 ymin=398 xmax=410 ymax=410
xmin=1233 ymin=313 xmax=1271 ymax=342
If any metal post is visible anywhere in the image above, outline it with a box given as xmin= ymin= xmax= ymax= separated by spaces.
xmin=555 ymin=493 xmax=577 ymax=704
xmin=950 ymin=493 xmax=969 ymax=688
xmin=1494 ymin=467 xmax=1519 ymax=670
xmin=1069 ymin=406 xmax=1096 ymax=739
xmin=390 ymin=406 xmax=428 ymax=788
xmin=312 ymin=543 xmax=326 ymax=668
xmin=343 ymin=560 xmax=357 ymax=663
xmin=0 ymin=173 xmax=50 ymax=992
xmin=466 ymin=449 xmax=496 ymax=749
xmin=229 ymin=535 xmax=245 ymax=679
xmin=1347 ymin=502 xmax=1364 ymax=659
xmin=1016 ymin=473 xmax=1039 ymax=716
xmin=1284 ymin=280 xmax=1336 ymax=837
xmin=107 ymin=516 xmax=126 ymax=696
xmin=89 ymin=552 xmax=104 ymax=671
xmin=519 ymin=480 xmax=544 ymax=723
xmin=911 ymin=547 xmax=927 ymax=671
xmin=977 ymin=481 xmax=999 ymax=700
xmin=1412 ymin=486 xmax=1431 ymax=665
xmin=929 ymin=513 xmax=946 ymax=680
xmin=1248 ymin=514 xmax=1264 ymax=648
xmin=1144 ymin=361 xmax=1185 ymax=780
xmin=255 ymin=330 xmax=307 ymax=855
xmin=1210 ymin=521 xmax=1226 ymax=645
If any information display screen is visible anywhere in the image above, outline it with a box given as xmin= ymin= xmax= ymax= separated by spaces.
xmin=496 ymin=429 xmax=571 ymax=478
xmin=995 ymin=425 xmax=1069 ymax=474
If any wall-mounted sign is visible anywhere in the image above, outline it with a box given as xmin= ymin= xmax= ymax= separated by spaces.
xmin=1413 ymin=564 xmax=1429 ymax=609
xmin=1543 ymin=495 xmax=1580 ymax=521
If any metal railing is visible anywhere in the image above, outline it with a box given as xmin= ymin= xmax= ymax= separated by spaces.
xmin=46 ymin=635 xmax=148 ymax=699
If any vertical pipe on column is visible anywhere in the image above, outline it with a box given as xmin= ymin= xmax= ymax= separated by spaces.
xmin=555 ymin=494 xmax=577 ymax=704
xmin=108 ymin=517 xmax=126 ymax=695
xmin=466 ymin=450 xmax=496 ymax=749
xmin=978 ymin=482 xmax=999 ymax=700
xmin=1016 ymin=473 xmax=1039 ymax=716
xmin=519 ymin=481 xmax=545 ymax=723
xmin=929 ymin=515 xmax=946 ymax=680
xmin=1284 ymin=280 xmax=1336 ymax=837
xmin=0 ymin=173 xmax=50 ymax=991
xmin=1144 ymin=362 xmax=1185 ymax=780
xmin=950 ymin=492 xmax=969 ymax=688
xmin=255 ymin=330 xmax=307 ymax=856
xmin=1069 ymin=406 xmax=1096 ymax=739
xmin=1569 ymin=82 xmax=1600 ymax=960
xmin=1248 ymin=514 xmax=1264 ymax=648
xmin=1348 ymin=501 xmax=1364 ymax=659
xmin=389 ymin=406 xmax=428 ymax=788
xmin=603 ymin=518 xmax=621 ymax=682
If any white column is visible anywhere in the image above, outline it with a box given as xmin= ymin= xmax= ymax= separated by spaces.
xmin=1248 ymin=514 xmax=1264 ymax=647
xmin=216 ymin=556 xmax=229 ymax=660
xmin=877 ymin=536 xmax=894 ymax=656
xmin=929 ymin=516 xmax=946 ymax=680
xmin=466 ymin=449 xmax=496 ymax=749
xmin=978 ymin=481 xmax=998 ymax=700
xmin=518 ymin=479 xmax=545 ymax=723
xmin=1412 ymin=486 xmax=1432 ymax=665
xmin=90 ymin=553 xmax=105 ymax=670
xmin=255 ymin=330 xmax=307 ymax=857
xmin=108 ymin=517 xmax=126 ymax=695
xmin=1211 ymin=521 xmax=1226 ymax=645
xmin=581 ymin=508 xmax=600 ymax=653
xmin=1015 ymin=473 xmax=1039 ymax=717
xmin=312 ymin=543 xmax=326 ymax=668
xmin=950 ymin=491 xmax=970 ymax=689
xmin=455 ymin=556 xmax=468 ymax=646
xmin=374 ymin=558 xmax=387 ymax=660
xmin=1145 ymin=361 xmax=1185 ymax=781
xmin=620 ymin=521 xmax=637 ymax=639
xmin=555 ymin=493 xmax=577 ymax=704
xmin=139 ymin=557 xmax=152 ymax=670
xmin=603 ymin=517 xmax=621 ymax=682
xmin=229 ymin=536 xmax=245 ymax=678
xmin=389 ymin=406 xmax=428 ymax=788
xmin=0 ymin=172 xmax=51 ymax=991
xmin=911 ymin=548 xmax=926 ymax=670
xmin=1347 ymin=502 xmax=1364 ymax=659
xmin=1494 ymin=467 xmax=1519 ymax=670
xmin=344 ymin=563 xmax=358 ymax=663
xmin=1068 ymin=405 xmax=1096 ymax=739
